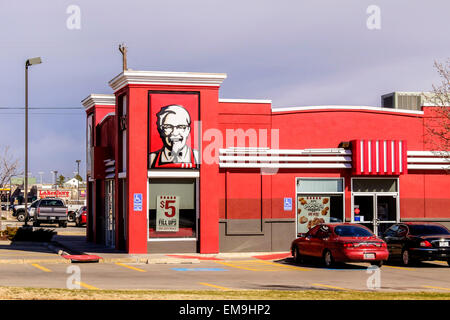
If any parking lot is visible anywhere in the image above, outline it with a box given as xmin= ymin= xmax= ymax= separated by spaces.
xmin=1 ymin=211 xmax=449 ymax=295
xmin=0 ymin=251 xmax=449 ymax=293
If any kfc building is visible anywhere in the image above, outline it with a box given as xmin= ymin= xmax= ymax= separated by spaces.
xmin=82 ymin=70 xmax=450 ymax=254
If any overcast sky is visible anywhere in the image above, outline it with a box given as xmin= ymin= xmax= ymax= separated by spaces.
xmin=1 ymin=0 xmax=449 ymax=182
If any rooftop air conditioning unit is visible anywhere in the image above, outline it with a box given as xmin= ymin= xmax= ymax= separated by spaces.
xmin=381 ymin=92 xmax=425 ymax=111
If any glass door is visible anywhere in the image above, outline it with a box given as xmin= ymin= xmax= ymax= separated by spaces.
xmin=353 ymin=195 xmax=375 ymax=232
xmin=376 ymin=195 xmax=397 ymax=236
xmin=105 ymin=180 xmax=115 ymax=248
xmin=353 ymin=194 xmax=398 ymax=236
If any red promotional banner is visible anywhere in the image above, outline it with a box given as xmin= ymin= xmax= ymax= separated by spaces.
xmin=148 ymin=92 xmax=200 ymax=169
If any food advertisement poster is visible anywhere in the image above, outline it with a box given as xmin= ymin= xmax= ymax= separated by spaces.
xmin=156 ymin=195 xmax=180 ymax=232
xmin=297 ymin=196 xmax=330 ymax=233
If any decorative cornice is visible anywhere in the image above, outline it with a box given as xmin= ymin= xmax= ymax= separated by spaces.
xmin=81 ymin=94 xmax=116 ymax=110
xmin=108 ymin=70 xmax=227 ymax=92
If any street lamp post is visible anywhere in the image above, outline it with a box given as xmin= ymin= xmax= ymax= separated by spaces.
xmin=24 ymin=57 xmax=42 ymax=227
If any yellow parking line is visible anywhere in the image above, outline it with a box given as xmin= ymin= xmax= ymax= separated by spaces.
xmin=74 ymin=281 xmax=100 ymax=290
xmin=426 ymin=261 xmax=447 ymax=265
xmin=115 ymin=262 xmax=146 ymax=272
xmin=214 ymin=261 xmax=268 ymax=271
xmin=199 ymin=282 xmax=231 ymax=291
xmin=383 ymin=265 xmax=415 ymax=271
xmin=422 ymin=285 xmax=450 ymax=291
xmin=30 ymin=263 xmax=52 ymax=272
xmin=312 ymin=283 xmax=354 ymax=291
xmin=214 ymin=260 xmax=310 ymax=272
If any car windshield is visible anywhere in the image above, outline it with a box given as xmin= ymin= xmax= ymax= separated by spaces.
xmin=334 ymin=225 xmax=374 ymax=237
xmin=408 ymin=225 xmax=450 ymax=236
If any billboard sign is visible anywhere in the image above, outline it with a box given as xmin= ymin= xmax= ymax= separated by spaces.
xmin=148 ymin=92 xmax=199 ymax=169
xmin=38 ymin=189 xmax=71 ymax=200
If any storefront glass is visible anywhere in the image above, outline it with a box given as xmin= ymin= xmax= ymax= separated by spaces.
xmin=296 ymin=178 xmax=344 ymax=234
xmin=148 ymin=178 xmax=197 ymax=239
xmin=352 ymin=178 xmax=399 ymax=236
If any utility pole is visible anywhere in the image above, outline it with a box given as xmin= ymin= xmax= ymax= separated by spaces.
xmin=76 ymin=160 xmax=81 ymax=201
xmin=119 ymin=43 xmax=128 ymax=71
xmin=38 ymin=171 xmax=44 ymax=185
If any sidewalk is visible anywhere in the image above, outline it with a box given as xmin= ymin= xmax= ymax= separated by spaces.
xmin=52 ymin=234 xmax=292 ymax=264
xmin=0 ymin=232 xmax=291 ymax=265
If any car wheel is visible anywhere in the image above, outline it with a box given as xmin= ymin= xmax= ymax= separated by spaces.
xmin=401 ymin=249 xmax=414 ymax=266
xmin=67 ymin=212 xmax=76 ymax=223
xmin=293 ymin=246 xmax=303 ymax=264
xmin=323 ymin=250 xmax=334 ymax=268
xmin=16 ymin=211 xmax=26 ymax=222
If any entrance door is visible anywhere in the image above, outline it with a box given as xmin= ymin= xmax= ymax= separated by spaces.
xmin=353 ymin=194 xmax=398 ymax=236
xmin=105 ymin=180 xmax=115 ymax=248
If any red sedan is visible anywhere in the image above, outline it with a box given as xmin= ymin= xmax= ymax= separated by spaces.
xmin=291 ymin=223 xmax=389 ymax=267
xmin=75 ymin=206 xmax=87 ymax=227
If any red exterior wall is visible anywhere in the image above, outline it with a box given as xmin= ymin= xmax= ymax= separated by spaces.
xmin=85 ymin=103 xmax=115 ymax=243
xmin=88 ymin=76 xmax=449 ymax=253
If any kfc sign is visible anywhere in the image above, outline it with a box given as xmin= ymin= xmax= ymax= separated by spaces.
xmin=148 ymin=92 xmax=199 ymax=169
xmin=38 ymin=189 xmax=71 ymax=200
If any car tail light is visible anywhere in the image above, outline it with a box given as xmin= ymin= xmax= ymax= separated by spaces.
xmin=37 ymin=208 xmax=40 ymax=214
xmin=420 ymin=240 xmax=432 ymax=248
xmin=341 ymin=242 xmax=355 ymax=248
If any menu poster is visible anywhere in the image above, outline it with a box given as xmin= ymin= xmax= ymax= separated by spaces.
xmin=297 ymin=196 xmax=331 ymax=234
xmin=156 ymin=195 xmax=180 ymax=232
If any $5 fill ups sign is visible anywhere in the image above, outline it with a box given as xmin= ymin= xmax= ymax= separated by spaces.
xmin=156 ymin=195 xmax=180 ymax=232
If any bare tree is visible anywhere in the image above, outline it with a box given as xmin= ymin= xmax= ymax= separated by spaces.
xmin=423 ymin=59 xmax=450 ymax=160
xmin=0 ymin=146 xmax=20 ymax=188
xmin=0 ymin=146 xmax=20 ymax=228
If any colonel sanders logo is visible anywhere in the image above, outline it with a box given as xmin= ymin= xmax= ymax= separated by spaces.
xmin=149 ymin=104 xmax=198 ymax=168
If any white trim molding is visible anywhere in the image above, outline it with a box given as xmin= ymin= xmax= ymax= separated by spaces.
xmin=109 ymin=70 xmax=227 ymax=92
xmin=219 ymin=147 xmax=352 ymax=169
xmin=81 ymin=94 xmax=116 ymax=110
xmin=407 ymin=150 xmax=450 ymax=170
xmin=148 ymin=170 xmax=200 ymax=178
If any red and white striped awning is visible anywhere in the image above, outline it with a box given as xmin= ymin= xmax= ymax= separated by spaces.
xmin=352 ymin=140 xmax=408 ymax=175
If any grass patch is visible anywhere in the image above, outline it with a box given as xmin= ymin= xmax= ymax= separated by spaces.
xmin=0 ymin=286 xmax=449 ymax=300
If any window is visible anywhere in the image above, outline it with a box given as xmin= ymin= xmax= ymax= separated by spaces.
xmin=352 ymin=179 xmax=397 ymax=193
xmin=148 ymin=178 xmax=196 ymax=239
xmin=397 ymin=225 xmax=408 ymax=237
xmin=408 ymin=225 xmax=450 ymax=236
xmin=334 ymin=225 xmax=374 ymax=237
xmin=41 ymin=199 xmax=64 ymax=207
xmin=296 ymin=178 xmax=344 ymax=234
